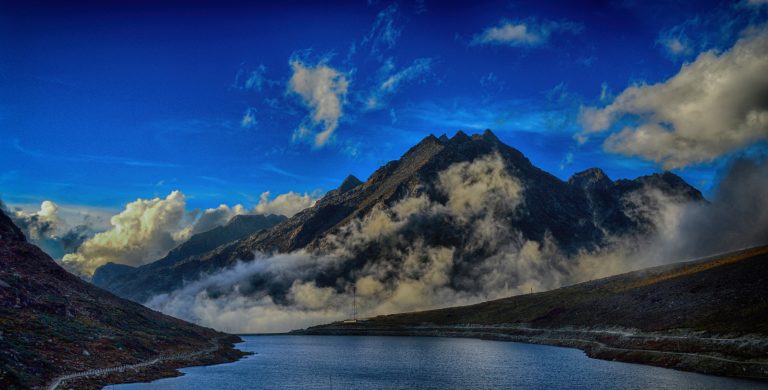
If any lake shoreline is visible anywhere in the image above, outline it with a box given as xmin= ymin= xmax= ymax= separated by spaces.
xmin=290 ymin=325 xmax=768 ymax=381
xmin=55 ymin=335 xmax=249 ymax=389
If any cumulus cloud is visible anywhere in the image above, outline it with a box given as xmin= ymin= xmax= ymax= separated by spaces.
xmin=62 ymin=191 xmax=189 ymax=276
xmin=253 ymin=191 xmax=318 ymax=217
xmin=60 ymin=189 xmax=312 ymax=276
xmin=579 ymin=28 xmax=768 ymax=169
xmin=472 ymin=19 xmax=583 ymax=47
xmin=288 ymin=59 xmax=349 ymax=147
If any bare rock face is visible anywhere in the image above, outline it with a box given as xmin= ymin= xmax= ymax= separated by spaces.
xmin=96 ymin=130 xmax=704 ymax=303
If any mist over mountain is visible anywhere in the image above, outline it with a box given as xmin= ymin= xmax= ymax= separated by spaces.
xmin=84 ymin=131 xmax=768 ymax=333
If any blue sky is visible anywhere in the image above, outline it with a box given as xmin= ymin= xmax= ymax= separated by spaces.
xmin=1 ymin=0 xmax=766 ymax=212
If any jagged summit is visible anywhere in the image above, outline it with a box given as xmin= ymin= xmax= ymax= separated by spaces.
xmin=338 ymin=174 xmax=363 ymax=193
xmin=569 ymin=167 xmax=612 ymax=190
xmin=438 ymin=134 xmax=449 ymax=143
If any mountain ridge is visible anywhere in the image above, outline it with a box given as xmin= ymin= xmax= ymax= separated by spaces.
xmin=94 ymin=130 xmax=704 ymax=304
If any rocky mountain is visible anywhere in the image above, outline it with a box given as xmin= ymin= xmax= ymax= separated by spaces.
xmin=94 ymin=130 xmax=703 ymax=304
xmin=0 ymin=209 xmax=243 ymax=389
xmin=92 ymin=213 xmax=285 ymax=288
xmin=298 ymin=245 xmax=768 ymax=379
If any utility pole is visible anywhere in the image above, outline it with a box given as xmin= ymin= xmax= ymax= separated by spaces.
xmin=353 ymin=285 xmax=357 ymax=322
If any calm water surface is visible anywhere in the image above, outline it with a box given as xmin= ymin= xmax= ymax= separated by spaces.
xmin=113 ymin=335 xmax=767 ymax=389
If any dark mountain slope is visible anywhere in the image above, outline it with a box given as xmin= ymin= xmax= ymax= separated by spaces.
xmin=96 ymin=130 xmax=703 ymax=303
xmin=0 ymin=210 xmax=243 ymax=389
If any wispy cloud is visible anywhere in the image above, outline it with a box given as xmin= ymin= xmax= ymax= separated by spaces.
xmin=365 ymin=58 xmax=432 ymax=110
xmin=12 ymin=139 xmax=181 ymax=168
xmin=361 ymin=3 xmax=402 ymax=57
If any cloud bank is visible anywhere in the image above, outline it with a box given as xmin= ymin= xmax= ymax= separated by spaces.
xmin=580 ymin=27 xmax=768 ymax=169
xmin=60 ymin=189 xmax=319 ymax=276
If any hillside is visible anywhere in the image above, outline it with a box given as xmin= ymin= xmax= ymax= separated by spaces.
xmin=0 ymin=210 xmax=245 ymax=389
xmin=94 ymin=130 xmax=704 ymax=304
xmin=298 ymin=246 xmax=768 ymax=379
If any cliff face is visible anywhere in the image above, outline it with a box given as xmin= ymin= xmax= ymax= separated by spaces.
xmin=95 ymin=130 xmax=703 ymax=303
xmin=0 ymin=209 xmax=240 ymax=389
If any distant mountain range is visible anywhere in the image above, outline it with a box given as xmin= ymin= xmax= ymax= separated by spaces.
xmin=93 ymin=130 xmax=703 ymax=304
xmin=92 ymin=213 xmax=286 ymax=295
xmin=0 ymin=209 xmax=243 ymax=388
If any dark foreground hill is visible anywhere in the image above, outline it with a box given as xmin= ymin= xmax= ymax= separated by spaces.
xmin=0 ymin=210 xmax=245 ymax=389
xmin=297 ymin=246 xmax=768 ymax=379
xmin=95 ymin=130 xmax=703 ymax=304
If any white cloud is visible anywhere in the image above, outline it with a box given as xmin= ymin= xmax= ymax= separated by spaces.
xmin=288 ymin=59 xmax=349 ymax=147
xmin=59 ymin=188 xmax=318 ymax=275
xmin=253 ymin=191 xmax=318 ymax=217
xmin=241 ymin=107 xmax=257 ymax=129
xmin=472 ymin=19 xmax=582 ymax=47
xmin=579 ymin=28 xmax=768 ymax=169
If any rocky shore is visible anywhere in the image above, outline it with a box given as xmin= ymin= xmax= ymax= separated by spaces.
xmin=294 ymin=324 xmax=768 ymax=380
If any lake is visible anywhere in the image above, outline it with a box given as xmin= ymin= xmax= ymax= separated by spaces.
xmin=112 ymin=335 xmax=767 ymax=389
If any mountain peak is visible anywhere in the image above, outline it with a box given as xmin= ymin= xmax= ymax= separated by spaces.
xmin=338 ymin=174 xmax=363 ymax=193
xmin=450 ymin=130 xmax=471 ymax=143
xmin=569 ymin=168 xmax=612 ymax=191
xmin=438 ymin=134 xmax=449 ymax=143
xmin=482 ymin=129 xmax=500 ymax=143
